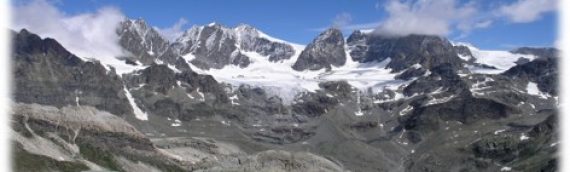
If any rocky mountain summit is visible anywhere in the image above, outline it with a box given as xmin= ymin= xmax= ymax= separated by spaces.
xmin=10 ymin=18 xmax=559 ymax=172
xmin=347 ymin=31 xmax=465 ymax=72
xmin=292 ymin=28 xmax=347 ymax=71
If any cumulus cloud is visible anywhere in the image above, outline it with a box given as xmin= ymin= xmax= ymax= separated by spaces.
xmin=11 ymin=0 xmax=126 ymax=61
xmin=155 ymin=18 xmax=188 ymax=41
xmin=374 ymin=0 xmax=478 ymax=37
xmin=499 ymin=0 xmax=557 ymax=23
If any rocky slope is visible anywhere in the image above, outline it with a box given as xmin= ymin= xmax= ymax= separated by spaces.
xmin=10 ymin=20 xmax=559 ymax=172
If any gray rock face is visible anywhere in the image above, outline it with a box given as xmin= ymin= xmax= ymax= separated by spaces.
xmin=117 ymin=20 xmax=298 ymax=70
xmin=174 ymin=23 xmax=298 ymax=69
xmin=176 ymin=23 xmax=247 ymax=69
xmin=117 ymin=19 xmax=194 ymax=72
xmin=347 ymin=31 xmax=465 ymax=72
xmin=117 ymin=19 xmax=171 ymax=65
xmin=454 ymin=45 xmax=475 ymax=61
xmin=13 ymin=29 xmax=133 ymax=117
xmin=292 ymin=28 xmax=346 ymax=71
xmin=122 ymin=64 xmax=230 ymax=120
xmin=235 ymin=24 xmax=296 ymax=62
xmin=502 ymin=56 xmax=558 ymax=95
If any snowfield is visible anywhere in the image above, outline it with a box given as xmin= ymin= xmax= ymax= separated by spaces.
xmin=454 ymin=42 xmax=537 ymax=74
xmin=187 ymin=47 xmax=407 ymax=103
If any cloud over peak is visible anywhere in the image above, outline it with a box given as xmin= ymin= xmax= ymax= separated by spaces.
xmin=12 ymin=0 xmax=126 ymax=61
xmin=154 ymin=18 xmax=189 ymax=42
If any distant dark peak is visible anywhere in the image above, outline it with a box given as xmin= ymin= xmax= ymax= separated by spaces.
xmin=15 ymin=29 xmax=68 ymax=56
xmin=514 ymin=57 xmax=531 ymax=65
xmin=292 ymin=27 xmax=346 ymax=71
xmin=346 ymin=30 xmax=368 ymax=45
xmin=348 ymin=32 xmax=463 ymax=72
xmin=511 ymin=47 xmax=559 ymax=58
xmin=18 ymin=28 xmax=32 ymax=36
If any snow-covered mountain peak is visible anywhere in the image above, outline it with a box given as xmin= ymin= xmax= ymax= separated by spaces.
xmin=121 ymin=18 xmax=159 ymax=39
xmin=207 ymin=22 xmax=220 ymax=27
xmin=233 ymin=24 xmax=260 ymax=43
xmin=316 ymin=28 xmax=343 ymax=42
xmin=234 ymin=23 xmax=257 ymax=31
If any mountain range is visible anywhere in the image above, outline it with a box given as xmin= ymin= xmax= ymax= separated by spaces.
xmin=11 ymin=18 xmax=559 ymax=172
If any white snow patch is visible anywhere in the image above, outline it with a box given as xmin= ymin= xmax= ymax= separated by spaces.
xmin=155 ymin=59 xmax=181 ymax=73
xmin=425 ymin=95 xmax=456 ymax=106
xmin=494 ymin=129 xmax=506 ymax=135
xmin=196 ymin=88 xmax=205 ymax=102
xmin=354 ymin=109 xmax=364 ymax=116
xmin=171 ymin=119 xmax=181 ymax=127
xmin=123 ymin=87 xmax=148 ymax=120
xmin=500 ymin=166 xmax=512 ymax=171
xmin=529 ymin=103 xmax=536 ymax=109
xmin=410 ymin=63 xmax=422 ymax=69
xmin=186 ymin=93 xmax=195 ymax=99
xmin=520 ymin=133 xmax=530 ymax=141
xmin=229 ymin=95 xmax=240 ymax=105
xmin=457 ymin=54 xmax=471 ymax=61
xmin=526 ymin=82 xmax=549 ymax=99
xmin=459 ymin=44 xmax=537 ymax=74
xmin=470 ymin=77 xmax=495 ymax=96
xmin=399 ymin=105 xmax=413 ymax=116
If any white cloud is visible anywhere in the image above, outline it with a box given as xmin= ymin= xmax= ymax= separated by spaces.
xmin=155 ymin=18 xmax=188 ymax=41
xmin=554 ymin=39 xmax=561 ymax=49
xmin=310 ymin=21 xmax=381 ymax=33
xmin=311 ymin=12 xmax=380 ymax=32
xmin=374 ymin=0 xmax=478 ymax=37
xmin=499 ymin=0 xmax=557 ymax=23
xmin=11 ymin=0 xmax=126 ymax=61
xmin=342 ymin=22 xmax=382 ymax=31
xmin=332 ymin=12 xmax=352 ymax=29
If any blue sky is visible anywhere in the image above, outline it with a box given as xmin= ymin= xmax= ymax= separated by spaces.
xmin=13 ymin=0 xmax=558 ymax=50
